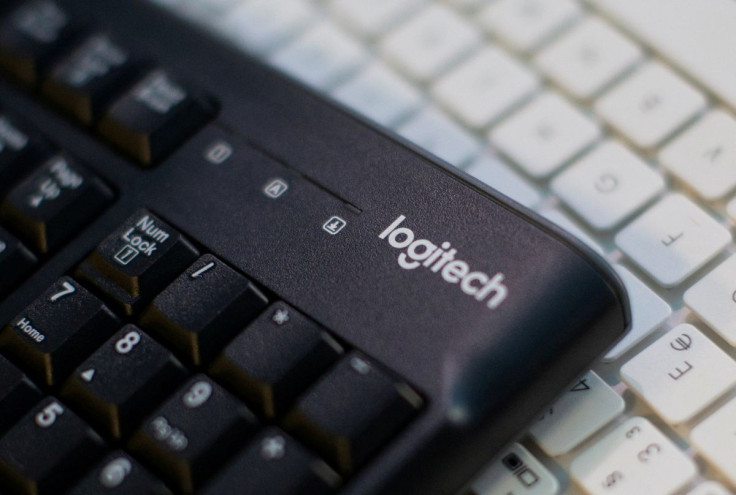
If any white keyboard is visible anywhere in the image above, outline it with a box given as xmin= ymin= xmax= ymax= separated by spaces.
xmin=149 ymin=0 xmax=736 ymax=493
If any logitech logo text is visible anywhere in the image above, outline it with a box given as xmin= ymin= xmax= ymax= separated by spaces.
xmin=379 ymin=215 xmax=508 ymax=310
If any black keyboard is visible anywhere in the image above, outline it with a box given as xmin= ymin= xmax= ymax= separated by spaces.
xmin=0 ymin=1 xmax=630 ymax=494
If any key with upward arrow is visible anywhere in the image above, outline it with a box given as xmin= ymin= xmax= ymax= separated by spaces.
xmin=61 ymin=325 xmax=186 ymax=440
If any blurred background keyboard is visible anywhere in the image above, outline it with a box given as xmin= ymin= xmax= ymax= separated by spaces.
xmin=148 ymin=0 xmax=736 ymax=494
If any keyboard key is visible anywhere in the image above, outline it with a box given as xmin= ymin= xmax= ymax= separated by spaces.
xmin=0 ymin=226 xmax=36 ymax=299
xmin=615 ymin=194 xmax=731 ymax=288
xmin=468 ymin=443 xmax=559 ymax=495
xmin=379 ymin=5 xmax=482 ymax=82
xmin=534 ymin=17 xmax=644 ymax=100
xmin=490 ymin=91 xmax=601 ymax=179
xmin=587 ymin=0 xmax=736 ymax=112
xmin=130 ymin=375 xmax=259 ymax=493
xmin=0 ymin=397 xmax=106 ymax=495
xmin=211 ymin=302 xmax=343 ymax=419
xmin=62 ymin=325 xmax=186 ymax=439
xmin=621 ymin=324 xmax=736 ymax=424
xmin=728 ymin=197 xmax=736 ymax=224
xmin=213 ymin=0 xmax=317 ymax=56
xmin=685 ymin=254 xmax=736 ymax=347
xmin=0 ymin=115 xmax=50 ymax=197
xmin=432 ymin=46 xmax=540 ymax=129
xmin=140 ymin=254 xmax=268 ymax=366
xmin=660 ymin=110 xmax=736 ymax=201
xmin=269 ymin=21 xmax=368 ymax=91
xmin=284 ymin=352 xmax=422 ymax=475
xmin=0 ymin=354 xmax=40 ymax=435
xmin=465 ymin=154 xmax=541 ymax=208
xmin=397 ymin=106 xmax=480 ymax=167
xmin=98 ymin=69 xmax=212 ymax=165
xmin=604 ymin=265 xmax=671 ymax=361
xmin=443 ymin=0 xmax=492 ymax=9
xmin=201 ymin=427 xmax=341 ymax=495
xmin=572 ymin=417 xmax=697 ymax=495
xmin=551 ymin=141 xmax=665 ymax=230
xmin=686 ymin=482 xmax=733 ymax=495
xmin=67 ymin=451 xmax=172 ymax=495
xmin=479 ymin=0 xmax=582 ymax=53
xmin=0 ymin=153 xmax=113 ymax=253
xmin=0 ymin=277 xmax=119 ymax=387
xmin=595 ymin=61 xmax=707 ymax=150
xmin=42 ymin=33 xmax=142 ymax=125
xmin=0 ymin=0 xmax=80 ymax=85
xmin=330 ymin=0 xmax=426 ymax=38
xmin=691 ymin=398 xmax=736 ymax=489
xmin=332 ymin=61 xmax=422 ymax=127
xmin=76 ymin=210 xmax=199 ymax=315
xmin=530 ymin=371 xmax=624 ymax=456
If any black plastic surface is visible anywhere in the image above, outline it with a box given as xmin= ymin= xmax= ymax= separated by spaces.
xmin=0 ymin=1 xmax=630 ymax=494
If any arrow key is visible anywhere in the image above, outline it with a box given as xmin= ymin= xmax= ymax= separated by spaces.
xmin=62 ymin=325 xmax=186 ymax=439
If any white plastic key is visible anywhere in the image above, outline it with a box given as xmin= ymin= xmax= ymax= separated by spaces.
xmin=691 ymin=397 xmax=736 ymax=488
xmin=332 ymin=62 xmax=422 ymax=127
xmin=686 ymin=482 xmax=733 ymax=495
xmin=329 ymin=0 xmax=426 ymax=38
xmin=728 ymin=198 xmax=736 ymax=224
xmin=551 ymin=141 xmax=665 ymax=231
xmin=571 ymin=416 xmax=697 ymax=495
xmin=479 ymin=0 xmax=583 ymax=53
xmin=469 ymin=443 xmax=560 ymax=495
xmin=269 ymin=22 xmax=368 ymax=90
xmin=379 ymin=5 xmax=482 ymax=82
xmin=615 ymin=194 xmax=731 ymax=288
xmin=594 ymin=61 xmax=707 ymax=150
xmin=465 ymin=154 xmax=542 ymax=208
xmin=685 ymin=255 xmax=736 ymax=347
xmin=585 ymin=0 xmax=736 ymax=112
xmin=489 ymin=91 xmax=601 ymax=178
xmin=534 ymin=17 xmax=644 ymax=100
xmin=397 ymin=106 xmax=480 ymax=167
xmin=660 ymin=110 xmax=736 ymax=201
xmin=530 ymin=371 xmax=624 ymax=456
xmin=213 ymin=0 xmax=318 ymax=55
xmin=432 ymin=46 xmax=540 ymax=129
xmin=621 ymin=324 xmax=736 ymax=424
xmin=604 ymin=265 xmax=671 ymax=362
xmin=443 ymin=0 xmax=491 ymax=10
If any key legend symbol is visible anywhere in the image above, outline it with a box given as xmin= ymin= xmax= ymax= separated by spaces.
xmin=264 ymin=179 xmax=289 ymax=199
xmin=204 ymin=140 xmax=233 ymax=165
xmin=114 ymin=245 xmax=139 ymax=266
xmin=323 ymin=216 xmax=347 ymax=235
xmin=272 ymin=309 xmax=290 ymax=326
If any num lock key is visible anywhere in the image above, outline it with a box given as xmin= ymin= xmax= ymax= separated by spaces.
xmin=76 ymin=209 xmax=198 ymax=315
